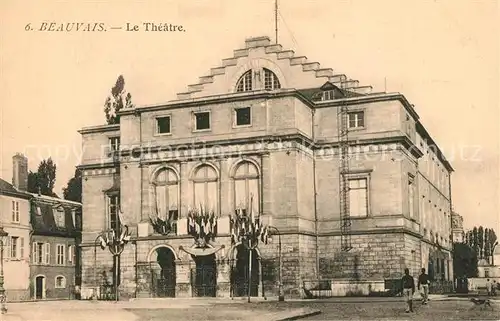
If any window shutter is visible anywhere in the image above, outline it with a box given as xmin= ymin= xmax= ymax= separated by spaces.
xmin=4 ymin=237 xmax=9 ymax=259
xmin=44 ymin=243 xmax=50 ymax=264
xmin=20 ymin=237 xmax=24 ymax=259
xmin=32 ymin=242 xmax=38 ymax=263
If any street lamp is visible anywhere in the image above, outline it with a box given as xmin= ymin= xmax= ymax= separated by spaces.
xmin=267 ymin=226 xmax=284 ymax=302
xmin=0 ymin=226 xmax=9 ymax=314
xmin=96 ymin=225 xmax=131 ymax=302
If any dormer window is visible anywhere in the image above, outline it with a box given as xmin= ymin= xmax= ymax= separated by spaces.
xmin=236 ymin=70 xmax=253 ymax=92
xmin=321 ymin=90 xmax=335 ymax=101
xmin=264 ymin=68 xmax=280 ymax=90
xmin=53 ymin=207 xmax=66 ymax=228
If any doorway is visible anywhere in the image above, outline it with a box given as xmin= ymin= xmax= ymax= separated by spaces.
xmin=191 ymin=254 xmax=217 ymax=297
xmin=35 ymin=275 xmax=46 ymax=299
xmin=231 ymin=244 xmax=259 ymax=297
xmin=152 ymin=247 xmax=177 ymax=297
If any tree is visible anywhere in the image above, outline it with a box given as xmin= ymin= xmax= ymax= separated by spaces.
xmin=104 ymin=75 xmax=133 ymax=124
xmin=472 ymin=226 xmax=479 ymax=254
xmin=63 ymin=168 xmax=82 ymax=203
xmin=478 ymin=226 xmax=484 ymax=258
xmin=453 ymin=243 xmax=478 ymax=278
xmin=27 ymin=158 xmax=57 ymax=196
xmin=465 ymin=226 xmax=498 ymax=262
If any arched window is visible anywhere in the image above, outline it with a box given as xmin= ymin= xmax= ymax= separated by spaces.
xmin=233 ymin=161 xmax=260 ymax=213
xmin=236 ymin=70 xmax=253 ymax=92
xmin=264 ymin=68 xmax=280 ymax=90
xmin=192 ymin=165 xmax=219 ymax=212
xmin=153 ymin=168 xmax=179 ymax=220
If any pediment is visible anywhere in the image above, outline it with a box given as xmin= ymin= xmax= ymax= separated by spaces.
xmin=174 ymin=36 xmax=373 ymax=101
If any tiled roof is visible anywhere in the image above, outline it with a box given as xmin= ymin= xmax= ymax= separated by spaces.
xmin=30 ymin=196 xmax=82 ymax=237
xmin=0 ymin=178 xmax=31 ymax=199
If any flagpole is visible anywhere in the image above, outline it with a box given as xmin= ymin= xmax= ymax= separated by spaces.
xmin=247 ymin=194 xmax=254 ymax=303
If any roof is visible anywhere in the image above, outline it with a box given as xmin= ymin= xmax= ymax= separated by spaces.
xmin=29 ymin=192 xmax=82 ymax=206
xmin=30 ymin=198 xmax=82 ymax=237
xmin=0 ymin=178 xmax=31 ymax=199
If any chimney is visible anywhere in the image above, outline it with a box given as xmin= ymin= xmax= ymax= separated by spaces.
xmin=12 ymin=153 xmax=28 ymax=191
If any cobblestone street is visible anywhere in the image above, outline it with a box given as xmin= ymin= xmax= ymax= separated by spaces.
xmin=0 ymin=297 xmax=498 ymax=321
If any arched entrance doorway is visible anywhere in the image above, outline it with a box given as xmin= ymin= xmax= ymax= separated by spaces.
xmin=150 ymin=246 xmax=177 ymax=297
xmin=34 ymin=275 xmax=46 ymax=299
xmin=191 ymin=254 xmax=217 ymax=297
xmin=231 ymin=244 xmax=259 ymax=297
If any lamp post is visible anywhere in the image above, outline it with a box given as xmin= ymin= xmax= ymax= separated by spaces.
xmin=97 ymin=227 xmax=131 ymax=302
xmin=267 ymin=226 xmax=284 ymax=302
xmin=0 ymin=227 xmax=9 ymax=314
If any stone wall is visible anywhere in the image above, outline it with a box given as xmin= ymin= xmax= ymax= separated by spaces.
xmin=318 ymin=233 xmax=408 ymax=280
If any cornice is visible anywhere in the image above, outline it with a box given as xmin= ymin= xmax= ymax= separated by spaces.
xmin=78 ymin=124 xmax=120 ymax=135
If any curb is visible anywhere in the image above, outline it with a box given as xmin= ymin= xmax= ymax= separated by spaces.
xmin=262 ymin=308 xmax=322 ymax=321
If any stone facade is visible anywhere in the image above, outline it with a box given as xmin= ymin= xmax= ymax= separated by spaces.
xmin=78 ymin=36 xmax=454 ymax=299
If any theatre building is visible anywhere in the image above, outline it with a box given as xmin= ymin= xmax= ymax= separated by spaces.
xmin=78 ymin=36 xmax=454 ymax=299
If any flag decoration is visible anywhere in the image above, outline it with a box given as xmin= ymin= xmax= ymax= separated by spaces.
xmin=187 ymin=205 xmax=219 ymax=247
xmin=96 ymin=208 xmax=132 ymax=255
xmin=230 ymin=194 xmax=269 ymax=249
xmin=149 ymin=210 xmax=177 ymax=235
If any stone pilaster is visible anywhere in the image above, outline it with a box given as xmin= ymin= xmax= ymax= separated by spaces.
xmin=180 ymin=161 xmax=189 ymax=217
xmin=216 ymin=260 xmax=231 ymax=297
xmin=140 ymin=164 xmax=151 ymax=222
xmin=261 ymin=153 xmax=272 ymax=216
xmin=220 ymin=159 xmax=231 ymax=216
xmin=135 ymin=262 xmax=152 ymax=298
xmin=175 ymin=260 xmax=192 ymax=297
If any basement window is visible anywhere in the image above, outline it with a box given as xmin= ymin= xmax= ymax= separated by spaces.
xmin=194 ymin=112 xmax=211 ymax=131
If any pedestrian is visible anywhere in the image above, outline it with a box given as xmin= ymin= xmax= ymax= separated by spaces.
xmin=492 ymin=280 xmax=497 ymax=296
xmin=401 ymin=268 xmax=415 ymax=313
xmin=417 ymin=268 xmax=430 ymax=304
xmin=486 ymin=279 xmax=492 ymax=296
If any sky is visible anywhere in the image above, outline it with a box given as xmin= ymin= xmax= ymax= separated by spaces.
xmin=0 ymin=0 xmax=498 ymax=234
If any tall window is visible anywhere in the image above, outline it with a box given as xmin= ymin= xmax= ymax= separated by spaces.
xmin=264 ymin=68 xmax=280 ymax=90
xmin=348 ymin=111 xmax=365 ymax=128
xmin=32 ymin=242 xmax=47 ymax=264
xmin=348 ymin=178 xmax=368 ymax=217
xmin=408 ymin=176 xmax=415 ymax=219
xmin=236 ymin=70 xmax=253 ymax=92
xmin=108 ymin=194 xmax=119 ymax=230
xmin=10 ymin=236 xmax=18 ymax=258
xmin=109 ymin=137 xmax=120 ymax=152
xmin=68 ymin=245 xmax=74 ymax=265
xmin=233 ymin=161 xmax=260 ymax=212
xmin=11 ymin=200 xmax=19 ymax=223
xmin=153 ymin=168 xmax=179 ymax=220
xmin=56 ymin=244 xmax=65 ymax=265
xmin=192 ymin=165 xmax=218 ymax=212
